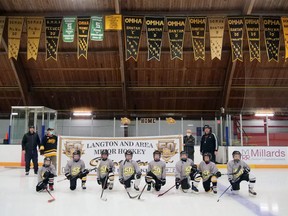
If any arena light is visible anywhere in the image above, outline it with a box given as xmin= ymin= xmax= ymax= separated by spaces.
xmin=255 ymin=113 xmax=274 ymax=117
xmin=11 ymin=112 xmax=18 ymax=116
xmin=73 ymin=111 xmax=92 ymax=116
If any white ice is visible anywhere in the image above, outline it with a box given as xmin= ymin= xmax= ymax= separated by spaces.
xmin=0 ymin=168 xmax=287 ymax=216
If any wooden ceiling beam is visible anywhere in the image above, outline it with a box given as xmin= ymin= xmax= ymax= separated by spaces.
xmin=115 ymin=0 xmax=127 ymax=112
xmin=1 ymin=36 xmax=31 ymax=105
xmin=222 ymin=0 xmax=256 ymax=111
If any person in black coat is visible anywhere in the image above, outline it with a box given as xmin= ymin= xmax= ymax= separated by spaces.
xmin=183 ymin=129 xmax=195 ymax=161
xmin=200 ymin=125 xmax=218 ymax=163
xmin=22 ymin=125 xmax=41 ymax=175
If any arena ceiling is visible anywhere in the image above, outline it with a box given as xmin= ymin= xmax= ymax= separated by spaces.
xmin=0 ymin=0 xmax=288 ymax=118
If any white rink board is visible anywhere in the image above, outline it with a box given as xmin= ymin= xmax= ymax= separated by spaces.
xmin=58 ymin=135 xmax=183 ymax=175
xmin=228 ymin=146 xmax=288 ymax=164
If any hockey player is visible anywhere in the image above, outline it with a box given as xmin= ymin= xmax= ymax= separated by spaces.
xmin=64 ymin=150 xmax=89 ymax=190
xmin=198 ymin=152 xmax=221 ymax=194
xmin=119 ymin=150 xmax=142 ymax=191
xmin=175 ymin=151 xmax=201 ymax=193
xmin=97 ymin=149 xmax=115 ymax=190
xmin=145 ymin=150 xmax=166 ymax=191
xmin=40 ymin=128 xmax=58 ymax=170
xmin=36 ymin=157 xmax=56 ymax=192
xmin=227 ymin=150 xmax=257 ymax=196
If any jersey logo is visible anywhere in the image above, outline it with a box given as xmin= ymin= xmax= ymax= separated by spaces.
xmin=100 ymin=165 xmax=108 ymax=175
xmin=185 ymin=165 xmax=192 ymax=175
xmin=152 ymin=166 xmax=161 ymax=176
xmin=234 ymin=167 xmax=243 ymax=179
xmin=202 ymin=170 xmax=210 ymax=180
xmin=124 ymin=166 xmax=135 ymax=176
xmin=71 ymin=166 xmax=81 ymax=176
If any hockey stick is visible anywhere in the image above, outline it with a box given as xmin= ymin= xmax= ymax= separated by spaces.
xmin=45 ymin=188 xmax=55 ymax=203
xmin=217 ymin=185 xmax=232 ymax=202
xmin=158 ymin=185 xmax=175 ymax=197
xmin=100 ymin=174 xmax=109 ymax=202
xmin=57 ymin=167 xmax=97 ymax=183
xmin=125 ymin=188 xmax=139 ymax=199
xmin=222 ymin=165 xmax=242 ymax=175
xmin=138 ymin=184 xmax=148 ymax=200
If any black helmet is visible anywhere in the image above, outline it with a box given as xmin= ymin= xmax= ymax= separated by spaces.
xmin=73 ymin=150 xmax=81 ymax=156
xmin=180 ymin=151 xmax=187 ymax=156
xmin=203 ymin=125 xmax=211 ymax=132
xmin=101 ymin=149 xmax=109 ymax=156
xmin=153 ymin=150 xmax=161 ymax=156
xmin=44 ymin=157 xmax=51 ymax=167
xmin=125 ymin=150 xmax=133 ymax=156
xmin=232 ymin=150 xmax=241 ymax=157
xmin=203 ymin=152 xmax=212 ymax=161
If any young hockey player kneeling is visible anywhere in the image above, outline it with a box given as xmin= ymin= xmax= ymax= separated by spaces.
xmin=227 ymin=151 xmax=257 ymax=196
xmin=119 ymin=150 xmax=142 ymax=191
xmin=64 ymin=150 xmax=89 ymax=190
xmin=198 ymin=152 xmax=221 ymax=194
xmin=97 ymin=149 xmax=115 ymax=190
xmin=175 ymin=151 xmax=201 ymax=193
xmin=36 ymin=157 xmax=56 ymax=191
xmin=145 ymin=150 xmax=166 ymax=191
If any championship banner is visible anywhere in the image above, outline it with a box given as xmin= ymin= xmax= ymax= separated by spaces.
xmin=208 ymin=17 xmax=225 ymax=60
xmin=123 ymin=16 xmax=144 ymax=61
xmin=227 ymin=17 xmax=244 ymax=62
xmin=0 ymin=17 xmax=5 ymax=44
xmin=62 ymin=17 xmax=76 ymax=43
xmin=167 ymin=17 xmax=186 ymax=60
xmin=58 ymin=135 xmax=182 ymax=175
xmin=263 ymin=17 xmax=281 ymax=62
xmin=245 ymin=17 xmax=261 ymax=62
xmin=281 ymin=17 xmax=288 ymax=60
xmin=77 ymin=17 xmax=90 ymax=59
xmin=90 ymin=16 xmax=104 ymax=41
xmin=45 ymin=18 xmax=62 ymax=61
xmin=145 ymin=16 xmax=165 ymax=61
xmin=27 ymin=17 xmax=43 ymax=60
xmin=105 ymin=14 xmax=122 ymax=30
xmin=8 ymin=17 xmax=24 ymax=60
xmin=189 ymin=17 xmax=206 ymax=61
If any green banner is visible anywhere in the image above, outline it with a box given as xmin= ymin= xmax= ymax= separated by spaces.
xmin=62 ymin=17 xmax=76 ymax=42
xmin=90 ymin=16 xmax=104 ymax=41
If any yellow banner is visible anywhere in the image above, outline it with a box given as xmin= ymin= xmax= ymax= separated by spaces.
xmin=0 ymin=17 xmax=5 ymax=44
xmin=208 ymin=17 xmax=225 ymax=60
xmin=8 ymin=17 xmax=24 ymax=60
xmin=281 ymin=17 xmax=288 ymax=60
xmin=105 ymin=15 xmax=122 ymax=30
xmin=27 ymin=17 xmax=43 ymax=60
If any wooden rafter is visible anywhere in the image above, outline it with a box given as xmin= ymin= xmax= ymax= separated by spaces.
xmin=115 ymin=0 xmax=127 ymax=112
xmin=1 ymin=36 xmax=31 ymax=105
xmin=221 ymin=0 xmax=256 ymax=110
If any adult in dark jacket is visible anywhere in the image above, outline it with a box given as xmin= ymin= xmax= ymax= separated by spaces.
xmin=183 ymin=129 xmax=195 ymax=161
xmin=22 ymin=125 xmax=41 ymax=175
xmin=200 ymin=125 xmax=218 ymax=163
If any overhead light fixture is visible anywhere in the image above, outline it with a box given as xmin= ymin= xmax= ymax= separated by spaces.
xmin=73 ymin=111 xmax=92 ymax=116
xmin=255 ymin=113 xmax=274 ymax=117
xmin=11 ymin=113 xmax=18 ymax=116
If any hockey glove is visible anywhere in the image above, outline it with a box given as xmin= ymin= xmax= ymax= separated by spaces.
xmin=216 ymin=171 xmax=221 ymax=178
xmin=136 ymin=172 xmax=141 ymax=179
xmin=161 ymin=178 xmax=166 ymax=186
xmin=119 ymin=178 xmax=124 ymax=185
xmin=65 ymin=173 xmax=72 ymax=180
xmin=97 ymin=178 xmax=101 ymax=185
xmin=175 ymin=178 xmax=181 ymax=189
xmin=43 ymin=170 xmax=51 ymax=179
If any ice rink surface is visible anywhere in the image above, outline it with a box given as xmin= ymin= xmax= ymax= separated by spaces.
xmin=0 ymin=168 xmax=287 ymax=216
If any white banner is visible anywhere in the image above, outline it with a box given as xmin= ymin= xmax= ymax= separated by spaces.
xmin=228 ymin=146 xmax=288 ymax=165
xmin=58 ymin=135 xmax=183 ymax=175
